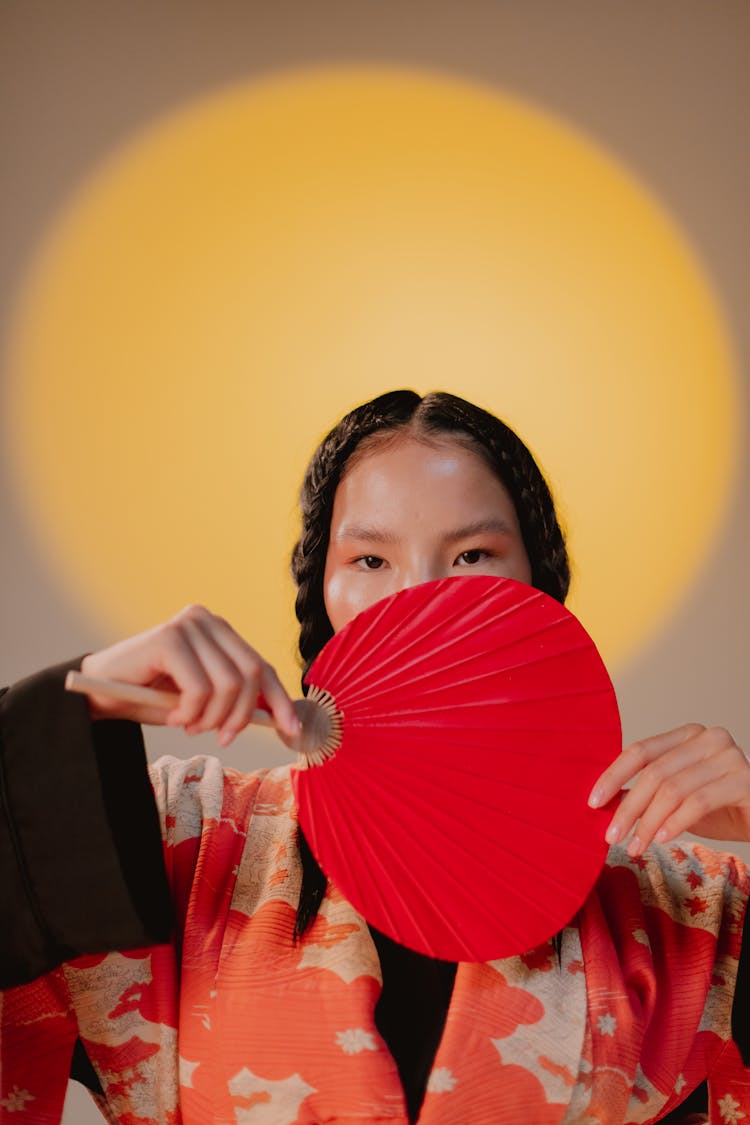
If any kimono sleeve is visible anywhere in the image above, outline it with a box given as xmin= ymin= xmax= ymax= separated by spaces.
xmin=0 ymin=661 xmax=171 ymax=988
xmin=587 ymin=843 xmax=750 ymax=1122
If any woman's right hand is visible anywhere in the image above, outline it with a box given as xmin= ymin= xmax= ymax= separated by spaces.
xmin=80 ymin=604 xmax=301 ymax=748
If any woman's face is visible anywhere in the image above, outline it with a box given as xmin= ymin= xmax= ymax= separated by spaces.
xmin=323 ymin=435 xmax=532 ymax=633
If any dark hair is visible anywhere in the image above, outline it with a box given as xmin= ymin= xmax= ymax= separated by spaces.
xmin=291 ymin=389 xmax=569 ymax=677
xmin=291 ymin=389 xmax=570 ymax=939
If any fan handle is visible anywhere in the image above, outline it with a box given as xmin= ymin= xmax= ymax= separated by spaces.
xmin=64 ymin=671 xmax=341 ymax=763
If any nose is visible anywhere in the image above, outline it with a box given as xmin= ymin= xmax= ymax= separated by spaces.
xmin=398 ymin=559 xmax=446 ymax=592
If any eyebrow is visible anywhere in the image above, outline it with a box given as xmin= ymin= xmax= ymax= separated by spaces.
xmin=333 ymin=518 xmax=515 ymax=545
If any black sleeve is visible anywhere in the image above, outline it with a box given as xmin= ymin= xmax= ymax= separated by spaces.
xmin=732 ymin=892 xmax=750 ymax=1065
xmin=0 ymin=660 xmax=172 ymax=989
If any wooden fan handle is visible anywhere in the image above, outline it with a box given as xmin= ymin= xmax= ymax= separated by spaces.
xmin=64 ymin=671 xmax=340 ymax=763
xmin=65 ymin=670 xmax=273 ymax=726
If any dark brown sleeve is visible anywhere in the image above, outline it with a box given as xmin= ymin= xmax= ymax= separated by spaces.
xmin=732 ymin=896 xmax=750 ymax=1065
xmin=0 ymin=660 xmax=172 ymax=989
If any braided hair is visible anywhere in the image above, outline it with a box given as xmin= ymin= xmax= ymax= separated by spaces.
xmin=290 ymin=388 xmax=570 ymax=937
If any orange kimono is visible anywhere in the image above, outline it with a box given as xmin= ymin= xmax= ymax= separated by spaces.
xmin=2 ymin=754 xmax=749 ymax=1124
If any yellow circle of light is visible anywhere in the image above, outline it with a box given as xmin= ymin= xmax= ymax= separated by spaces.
xmin=4 ymin=66 xmax=738 ymax=690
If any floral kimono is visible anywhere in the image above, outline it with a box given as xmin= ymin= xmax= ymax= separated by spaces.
xmin=2 ymin=753 xmax=749 ymax=1124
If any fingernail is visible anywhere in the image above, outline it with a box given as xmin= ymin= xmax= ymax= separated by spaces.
xmin=588 ymin=786 xmax=604 ymax=809
xmin=606 ymin=822 xmax=621 ymax=844
xmin=627 ymin=835 xmax=642 ymax=857
xmin=654 ymin=828 xmax=667 ymax=843
xmin=288 ymin=716 xmax=302 ymax=738
xmin=218 ymin=730 xmax=235 ymax=748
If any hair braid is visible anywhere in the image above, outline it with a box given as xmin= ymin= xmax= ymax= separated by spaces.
xmin=482 ymin=424 xmax=570 ymax=603
xmin=291 ymin=390 xmax=422 ymax=680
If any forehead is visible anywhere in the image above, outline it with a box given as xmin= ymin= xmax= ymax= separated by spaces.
xmin=331 ymin=435 xmax=520 ymax=526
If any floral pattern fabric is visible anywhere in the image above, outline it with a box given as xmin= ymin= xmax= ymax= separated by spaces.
xmin=2 ymin=754 xmax=749 ymax=1124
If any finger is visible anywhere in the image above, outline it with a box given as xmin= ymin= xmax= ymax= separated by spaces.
xmin=194 ymin=615 xmax=298 ymax=743
xmin=622 ymin=750 xmax=742 ymax=854
xmin=603 ymin=737 xmax=715 ymax=846
xmin=258 ymin=662 xmax=301 ymax=741
xmin=176 ymin=615 xmax=249 ymax=732
xmin=217 ymin=676 xmax=264 ymax=747
xmin=652 ymin=746 xmax=750 ymax=844
xmin=588 ymin=723 xmax=706 ymax=808
xmin=146 ymin=624 xmax=213 ymax=727
xmin=80 ymin=628 xmax=206 ymax=724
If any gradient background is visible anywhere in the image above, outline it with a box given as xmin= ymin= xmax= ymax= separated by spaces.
xmin=0 ymin=4 xmax=748 ymax=1118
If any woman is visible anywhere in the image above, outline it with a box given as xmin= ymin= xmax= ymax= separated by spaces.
xmin=1 ymin=389 xmax=749 ymax=1123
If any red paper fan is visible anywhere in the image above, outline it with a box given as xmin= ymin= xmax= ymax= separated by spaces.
xmin=291 ymin=575 xmax=620 ymax=962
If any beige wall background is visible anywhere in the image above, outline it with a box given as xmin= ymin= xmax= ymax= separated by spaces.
xmin=0 ymin=3 xmax=748 ymax=1119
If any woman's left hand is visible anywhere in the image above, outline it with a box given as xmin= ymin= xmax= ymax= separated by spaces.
xmin=588 ymin=724 xmax=750 ymax=856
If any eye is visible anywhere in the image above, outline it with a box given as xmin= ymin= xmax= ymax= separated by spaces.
xmin=455 ymin=549 xmax=489 ymax=566
xmin=355 ymin=555 xmax=386 ymax=570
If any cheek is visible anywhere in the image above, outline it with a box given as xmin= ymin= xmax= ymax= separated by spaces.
xmin=324 ymin=562 xmax=391 ymax=633
xmin=323 ymin=567 xmax=364 ymax=634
